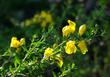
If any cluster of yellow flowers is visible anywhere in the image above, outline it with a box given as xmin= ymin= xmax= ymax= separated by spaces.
xmin=43 ymin=20 xmax=88 ymax=68
xmin=63 ymin=20 xmax=88 ymax=54
xmin=65 ymin=40 xmax=88 ymax=55
xmin=62 ymin=20 xmax=86 ymax=37
xmin=10 ymin=20 xmax=88 ymax=68
xmin=10 ymin=37 xmax=25 ymax=52
xmin=21 ymin=11 xmax=53 ymax=27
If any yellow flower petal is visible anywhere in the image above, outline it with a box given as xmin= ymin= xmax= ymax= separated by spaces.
xmin=11 ymin=37 xmax=17 ymax=41
xmin=79 ymin=24 xmax=86 ymax=36
xmin=68 ymin=20 xmax=76 ymax=33
xmin=44 ymin=47 xmax=53 ymax=60
xmin=62 ymin=26 xmax=70 ymax=36
xmin=65 ymin=40 xmax=77 ymax=54
xmin=78 ymin=40 xmax=88 ymax=54
xmin=10 ymin=37 xmax=20 ymax=48
xmin=68 ymin=20 xmax=76 ymax=27
xmin=20 ymin=38 xmax=25 ymax=46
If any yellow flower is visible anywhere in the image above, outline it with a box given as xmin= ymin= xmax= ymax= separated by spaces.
xmin=10 ymin=37 xmax=21 ymax=48
xmin=45 ymin=13 xmax=52 ymax=23
xmin=62 ymin=26 xmax=71 ymax=36
xmin=65 ymin=40 xmax=77 ymax=54
xmin=10 ymin=37 xmax=25 ymax=48
xmin=40 ymin=11 xmax=53 ymax=27
xmin=44 ymin=47 xmax=53 ymax=60
xmin=24 ymin=19 xmax=32 ymax=26
xmin=68 ymin=20 xmax=76 ymax=28
xmin=79 ymin=24 xmax=86 ymax=36
xmin=62 ymin=20 xmax=76 ymax=36
xmin=68 ymin=20 xmax=76 ymax=33
xmin=78 ymin=40 xmax=88 ymax=54
xmin=55 ymin=54 xmax=63 ymax=68
xmin=41 ymin=11 xmax=47 ymax=18
xmin=20 ymin=38 xmax=25 ymax=46
xmin=32 ymin=13 xmax=41 ymax=23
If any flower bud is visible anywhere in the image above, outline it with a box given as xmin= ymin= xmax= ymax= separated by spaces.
xmin=79 ymin=24 xmax=86 ymax=36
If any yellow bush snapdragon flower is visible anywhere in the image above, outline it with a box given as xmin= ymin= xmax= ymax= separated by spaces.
xmin=79 ymin=24 xmax=86 ymax=36
xmin=62 ymin=26 xmax=71 ymax=36
xmin=10 ymin=37 xmax=25 ymax=48
xmin=21 ymin=11 xmax=53 ymax=27
xmin=78 ymin=40 xmax=88 ymax=54
xmin=62 ymin=20 xmax=76 ymax=36
xmin=44 ymin=47 xmax=53 ymax=60
xmin=40 ymin=11 xmax=53 ymax=27
xmin=65 ymin=40 xmax=77 ymax=54
xmin=10 ymin=37 xmax=20 ymax=48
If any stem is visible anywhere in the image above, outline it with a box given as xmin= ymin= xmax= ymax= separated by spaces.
xmin=54 ymin=41 xmax=66 ymax=50
xmin=52 ymin=41 xmax=66 ymax=55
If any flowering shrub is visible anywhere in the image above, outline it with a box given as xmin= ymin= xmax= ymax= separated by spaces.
xmin=0 ymin=0 xmax=109 ymax=77
xmin=0 ymin=19 xmax=91 ymax=77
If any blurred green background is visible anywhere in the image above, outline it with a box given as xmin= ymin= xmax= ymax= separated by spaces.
xmin=0 ymin=0 xmax=110 ymax=77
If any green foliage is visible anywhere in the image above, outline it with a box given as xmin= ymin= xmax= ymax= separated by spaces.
xmin=0 ymin=0 xmax=110 ymax=77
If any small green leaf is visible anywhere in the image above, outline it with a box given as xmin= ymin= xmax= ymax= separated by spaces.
xmin=14 ymin=56 xmax=20 ymax=68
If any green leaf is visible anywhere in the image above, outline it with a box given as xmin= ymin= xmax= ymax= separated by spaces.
xmin=52 ymin=71 xmax=57 ymax=77
xmin=14 ymin=56 xmax=20 ymax=68
xmin=9 ymin=65 xmax=14 ymax=74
